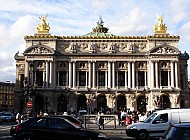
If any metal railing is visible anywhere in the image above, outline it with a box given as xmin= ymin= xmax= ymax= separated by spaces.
xmin=83 ymin=114 xmax=117 ymax=129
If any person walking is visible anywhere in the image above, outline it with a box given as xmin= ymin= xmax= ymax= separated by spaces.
xmin=97 ymin=111 xmax=104 ymax=130
xmin=117 ymin=109 xmax=121 ymax=126
xmin=16 ymin=112 xmax=21 ymax=124
xmin=121 ymin=109 xmax=127 ymax=126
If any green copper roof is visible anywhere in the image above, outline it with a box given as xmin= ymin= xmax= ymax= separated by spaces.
xmin=84 ymin=17 xmax=115 ymax=37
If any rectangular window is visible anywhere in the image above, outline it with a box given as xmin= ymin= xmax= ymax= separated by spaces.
xmin=20 ymin=74 xmax=25 ymax=88
xmin=79 ymin=71 xmax=86 ymax=86
xmin=161 ymin=71 xmax=168 ymax=86
xmin=36 ymin=71 xmax=43 ymax=86
xmin=59 ymin=71 xmax=67 ymax=86
xmin=99 ymin=71 xmax=105 ymax=86
xmin=138 ymin=71 xmax=145 ymax=86
xmin=118 ymin=71 xmax=125 ymax=86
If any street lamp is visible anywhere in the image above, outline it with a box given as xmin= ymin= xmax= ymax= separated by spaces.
xmin=45 ymin=95 xmax=48 ymax=113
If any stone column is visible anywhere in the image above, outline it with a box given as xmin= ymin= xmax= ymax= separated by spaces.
xmin=49 ymin=61 xmax=53 ymax=87
xmin=105 ymin=71 xmax=108 ymax=88
xmin=168 ymin=71 xmax=170 ymax=87
xmin=77 ymin=71 xmax=79 ymax=87
xmin=69 ymin=62 xmax=72 ymax=88
xmin=112 ymin=61 xmax=115 ymax=89
xmin=108 ymin=61 xmax=111 ymax=88
xmin=88 ymin=61 xmax=92 ymax=88
xmin=92 ymin=61 xmax=96 ymax=88
xmin=125 ymin=71 xmax=128 ymax=89
xmin=46 ymin=61 xmax=49 ymax=88
xmin=128 ymin=62 xmax=131 ymax=88
xmin=96 ymin=71 xmax=99 ymax=88
xmin=57 ymin=71 xmax=60 ymax=86
xmin=25 ymin=60 xmax=29 ymax=78
xmin=151 ymin=61 xmax=155 ymax=88
xmin=43 ymin=70 xmax=46 ymax=88
xmin=132 ymin=61 xmax=135 ymax=88
xmin=72 ymin=61 xmax=76 ymax=88
xmin=86 ymin=71 xmax=88 ymax=88
xmin=145 ymin=71 xmax=147 ymax=87
xmin=53 ymin=61 xmax=56 ymax=88
xmin=66 ymin=71 xmax=69 ymax=87
xmin=155 ymin=61 xmax=159 ymax=88
xmin=171 ymin=61 xmax=174 ymax=87
xmin=136 ymin=71 xmax=138 ymax=88
xmin=175 ymin=61 xmax=178 ymax=88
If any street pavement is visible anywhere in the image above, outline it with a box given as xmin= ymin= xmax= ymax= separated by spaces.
xmin=85 ymin=123 xmax=126 ymax=134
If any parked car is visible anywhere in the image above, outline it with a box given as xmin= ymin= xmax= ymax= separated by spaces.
xmin=160 ymin=123 xmax=190 ymax=140
xmin=10 ymin=116 xmax=110 ymax=140
xmin=0 ymin=112 xmax=15 ymax=122
xmin=50 ymin=115 xmax=82 ymax=127
xmin=126 ymin=108 xmax=190 ymax=139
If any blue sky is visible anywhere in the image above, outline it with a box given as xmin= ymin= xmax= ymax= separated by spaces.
xmin=0 ymin=0 xmax=190 ymax=82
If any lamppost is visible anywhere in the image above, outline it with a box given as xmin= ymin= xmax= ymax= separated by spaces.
xmin=45 ymin=95 xmax=49 ymax=113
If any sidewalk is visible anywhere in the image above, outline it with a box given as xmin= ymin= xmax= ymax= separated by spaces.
xmin=84 ymin=124 xmax=126 ymax=134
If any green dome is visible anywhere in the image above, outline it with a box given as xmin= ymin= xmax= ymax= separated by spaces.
xmin=84 ymin=17 xmax=115 ymax=37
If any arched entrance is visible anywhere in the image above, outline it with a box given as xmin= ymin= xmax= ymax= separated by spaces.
xmin=97 ymin=95 xmax=107 ymax=113
xmin=117 ymin=95 xmax=126 ymax=110
xmin=57 ymin=95 xmax=67 ymax=113
xmin=77 ymin=95 xmax=87 ymax=111
xmin=160 ymin=95 xmax=170 ymax=109
xmin=137 ymin=95 xmax=147 ymax=113
xmin=35 ymin=95 xmax=44 ymax=113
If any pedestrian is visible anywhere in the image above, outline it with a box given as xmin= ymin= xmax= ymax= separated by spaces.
xmin=16 ymin=112 xmax=21 ymax=124
xmin=98 ymin=112 xmax=104 ymax=130
xmin=117 ymin=109 xmax=121 ymax=126
xmin=43 ymin=112 xmax=48 ymax=117
xmin=20 ymin=113 xmax=25 ymax=123
xmin=124 ymin=115 xmax=132 ymax=126
xmin=37 ymin=110 xmax=44 ymax=117
xmin=121 ymin=109 xmax=127 ymax=126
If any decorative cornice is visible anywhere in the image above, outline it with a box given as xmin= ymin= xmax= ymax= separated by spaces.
xmin=24 ymin=35 xmax=180 ymax=40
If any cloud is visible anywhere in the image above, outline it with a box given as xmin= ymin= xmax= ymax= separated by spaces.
xmin=1 ymin=0 xmax=190 ymax=82
xmin=109 ymin=7 xmax=147 ymax=35
xmin=0 ymin=15 xmax=38 ymax=82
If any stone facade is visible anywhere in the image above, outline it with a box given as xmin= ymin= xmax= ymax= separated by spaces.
xmin=14 ymin=16 xmax=189 ymax=115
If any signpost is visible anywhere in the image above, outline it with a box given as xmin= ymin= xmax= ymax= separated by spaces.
xmin=27 ymin=101 xmax=33 ymax=108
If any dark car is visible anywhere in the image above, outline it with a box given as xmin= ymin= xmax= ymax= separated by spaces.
xmin=0 ymin=112 xmax=15 ymax=122
xmin=160 ymin=123 xmax=190 ymax=140
xmin=51 ymin=115 xmax=82 ymax=127
xmin=10 ymin=117 xmax=110 ymax=140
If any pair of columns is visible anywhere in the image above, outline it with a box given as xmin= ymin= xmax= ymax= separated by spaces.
xmin=25 ymin=61 xmax=54 ymax=88
xmin=68 ymin=61 xmax=96 ymax=88
xmin=150 ymin=60 xmax=178 ymax=88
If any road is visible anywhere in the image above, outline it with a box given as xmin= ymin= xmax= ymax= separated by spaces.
xmin=0 ymin=122 xmax=134 ymax=140
xmin=0 ymin=122 xmax=157 ymax=140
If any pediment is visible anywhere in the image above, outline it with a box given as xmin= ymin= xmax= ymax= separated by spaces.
xmin=149 ymin=44 xmax=179 ymax=54
xmin=24 ymin=44 xmax=54 ymax=54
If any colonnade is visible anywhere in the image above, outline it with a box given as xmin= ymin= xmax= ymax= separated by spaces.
xmin=24 ymin=60 xmax=179 ymax=89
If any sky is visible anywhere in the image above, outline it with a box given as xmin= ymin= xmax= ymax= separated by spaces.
xmin=0 ymin=0 xmax=190 ymax=83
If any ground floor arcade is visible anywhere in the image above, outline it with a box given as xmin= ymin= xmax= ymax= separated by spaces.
xmin=15 ymin=89 xmax=189 ymax=115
